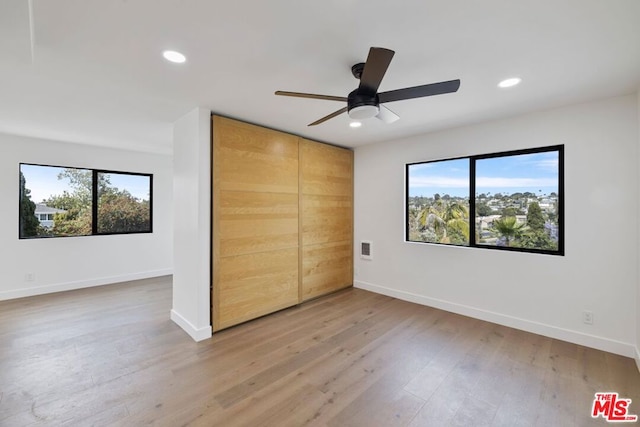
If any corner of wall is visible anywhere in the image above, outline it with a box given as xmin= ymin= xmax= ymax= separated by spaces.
xmin=171 ymin=309 xmax=212 ymax=342
xmin=172 ymin=107 xmax=212 ymax=341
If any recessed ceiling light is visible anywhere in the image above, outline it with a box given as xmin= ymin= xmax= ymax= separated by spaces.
xmin=349 ymin=121 xmax=362 ymax=128
xmin=163 ymin=50 xmax=186 ymax=64
xmin=498 ymin=77 xmax=521 ymax=88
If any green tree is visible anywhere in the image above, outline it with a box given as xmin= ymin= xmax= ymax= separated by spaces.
xmin=526 ymin=202 xmax=545 ymax=231
xmin=492 ymin=216 xmax=525 ymax=247
xmin=19 ymin=172 xmax=40 ymax=237
xmin=42 ymin=169 xmax=95 ymax=235
xmin=501 ymin=207 xmax=519 ymax=217
xmin=97 ymin=189 xmax=150 ymax=233
xmin=51 ymin=208 xmax=92 ymax=236
xmin=54 ymin=169 xmax=111 ymax=206
xmin=24 ymin=168 xmax=150 ymax=237
xmin=420 ymin=209 xmax=447 ymax=242
xmin=519 ymin=230 xmax=557 ymax=251
xmin=446 ymin=218 xmax=470 ymax=245
xmin=476 ymin=201 xmax=493 ymax=217
xmin=418 ymin=199 xmax=469 ymax=244
xmin=44 ymin=188 xmax=92 ymax=236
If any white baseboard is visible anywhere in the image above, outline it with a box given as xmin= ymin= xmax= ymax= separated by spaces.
xmin=0 ymin=269 xmax=173 ymax=301
xmin=170 ymin=309 xmax=212 ymax=342
xmin=355 ymin=280 xmax=637 ymax=359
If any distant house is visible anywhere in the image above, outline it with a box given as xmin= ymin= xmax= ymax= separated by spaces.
xmin=34 ymin=204 xmax=66 ymax=229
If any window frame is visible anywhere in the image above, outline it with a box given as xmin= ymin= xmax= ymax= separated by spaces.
xmin=405 ymin=145 xmax=564 ymax=256
xmin=19 ymin=163 xmax=153 ymax=239
xmin=92 ymin=169 xmax=154 ymax=236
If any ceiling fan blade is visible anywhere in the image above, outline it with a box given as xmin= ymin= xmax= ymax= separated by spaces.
xmin=378 ymin=79 xmax=461 ymax=104
xmin=308 ymin=107 xmax=348 ymax=126
xmin=358 ymin=47 xmax=395 ymax=95
xmin=275 ymin=91 xmax=347 ymax=102
xmin=376 ymin=105 xmax=400 ymax=123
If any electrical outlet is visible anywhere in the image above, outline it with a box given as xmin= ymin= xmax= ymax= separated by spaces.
xmin=583 ymin=310 xmax=593 ymax=325
xmin=25 ymin=272 xmax=35 ymax=282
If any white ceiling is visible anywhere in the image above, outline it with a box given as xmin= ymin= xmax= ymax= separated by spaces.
xmin=1 ymin=1 xmax=639 ymax=154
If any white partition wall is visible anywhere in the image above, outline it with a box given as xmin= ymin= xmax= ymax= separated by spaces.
xmin=171 ymin=107 xmax=212 ymax=341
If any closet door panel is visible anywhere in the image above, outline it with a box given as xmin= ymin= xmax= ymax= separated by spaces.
xmin=301 ymin=241 xmax=352 ymax=301
xmin=212 ymin=116 xmax=299 ymax=331
xmin=301 ymin=194 xmax=352 ymax=246
xmin=217 ymin=248 xmax=299 ymax=330
xmin=219 ymin=191 xmax=298 ymax=257
xmin=217 ymin=121 xmax=298 ymax=194
xmin=300 ymin=139 xmax=353 ymax=302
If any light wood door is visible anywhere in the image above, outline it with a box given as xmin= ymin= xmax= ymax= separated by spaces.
xmin=299 ymin=138 xmax=353 ymax=301
xmin=212 ymin=116 xmax=299 ymax=331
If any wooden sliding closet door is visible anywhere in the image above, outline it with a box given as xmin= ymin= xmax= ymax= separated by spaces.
xmin=299 ymin=139 xmax=353 ymax=301
xmin=212 ymin=116 xmax=299 ymax=331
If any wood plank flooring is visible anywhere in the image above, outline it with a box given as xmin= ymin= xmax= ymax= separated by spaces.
xmin=1 ymin=277 xmax=639 ymax=426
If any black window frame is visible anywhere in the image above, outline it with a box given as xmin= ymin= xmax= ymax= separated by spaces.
xmin=19 ymin=163 xmax=153 ymax=239
xmin=405 ymin=145 xmax=564 ymax=256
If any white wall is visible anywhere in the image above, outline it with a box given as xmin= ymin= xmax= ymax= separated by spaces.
xmin=0 ymin=132 xmax=173 ymax=300
xmin=354 ymin=94 xmax=638 ymax=358
xmin=171 ymin=107 xmax=212 ymax=341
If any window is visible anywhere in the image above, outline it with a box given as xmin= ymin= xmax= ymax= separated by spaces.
xmin=406 ymin=145 xmax=563 ymax=255
xmin=19 ymin=164 xmax=152 ymax=239
xmin=406 ymin=158 xmax=470 ymax=245
xmin=96 ymin=172 xmax=152 ymax=234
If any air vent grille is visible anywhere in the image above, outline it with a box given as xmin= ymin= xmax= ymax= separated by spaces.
xmin=360 ymin=241 xmax=372 ymax=260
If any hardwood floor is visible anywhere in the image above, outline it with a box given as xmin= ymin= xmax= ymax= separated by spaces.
xmin=1 ymin=277 xmax=638 ymax=426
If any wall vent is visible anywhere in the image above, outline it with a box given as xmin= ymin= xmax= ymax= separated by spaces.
xmin=360 ymin=241 xmax=372 ymax=260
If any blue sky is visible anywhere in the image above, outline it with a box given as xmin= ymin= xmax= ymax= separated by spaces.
xmin=20 ymin=164 xmax=150 ymax=203
xmin=408 ymin=151 xmax=559 ymax=198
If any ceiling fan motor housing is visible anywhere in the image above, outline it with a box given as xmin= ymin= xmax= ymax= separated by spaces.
xmin=347 ymin=89 xmax=380 ymax=119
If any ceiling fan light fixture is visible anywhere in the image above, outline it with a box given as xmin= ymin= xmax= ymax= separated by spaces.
xmin=498 ymin=77 xmax=521 ymax=88
xmin=349 ymin=121 xmax=362 ymax=128
xmin=348 ymin=104 xmax=379 ymax=120
xmin=162 ymin=50 xmax=186 ymax=64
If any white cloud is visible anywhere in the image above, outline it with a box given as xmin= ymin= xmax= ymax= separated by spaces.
xmin=409 ymin=176 xmax=468 ymax=188
xmin=532 ymin=158 xmax=558 ymax=171
xmin=476 ymin=176 xmax=557 ymax=188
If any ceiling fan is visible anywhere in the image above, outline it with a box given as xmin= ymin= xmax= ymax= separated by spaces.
xmin=275 ymin=47 xmax=460 ymax=126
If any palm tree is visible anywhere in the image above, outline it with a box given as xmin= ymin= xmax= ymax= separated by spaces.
xmin=442 ymin=200 xmax=468 ymax=222
xmin=492 ymin=216 xmax=525 ymax=247
xmin=418 ymin=207 xmax=447 ymax=242
xmin=418 ymin=199 xmax=469 ymax=244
